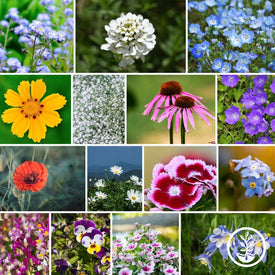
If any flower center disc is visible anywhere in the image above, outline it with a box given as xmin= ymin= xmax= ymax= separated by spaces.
xmin=250 ymin=182 xmax=256 ymax=188
xmin=160 ymin=81 xmax=182 ymax=95
xmin=24 ymin=172 xmax=39 ymax=185
xmin=22 ymin=100 xmax=41 ymax=116
xmin=175 ymin=96 xmax=195 ymax=108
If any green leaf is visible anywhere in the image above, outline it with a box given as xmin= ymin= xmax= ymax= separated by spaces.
xmin=69 ymin=255 xmax=80 ymax=265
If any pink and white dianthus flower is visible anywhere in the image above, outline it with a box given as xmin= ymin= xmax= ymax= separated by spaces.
xmin=147 ymin=155 xmax=216 ymax=211
xmin=118 ymin=267 xmax=133 ymax=275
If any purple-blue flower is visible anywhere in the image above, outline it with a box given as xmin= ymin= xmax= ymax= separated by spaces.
xmin=253 ymin=75 xmax=268 ymax=87
xmin=257 ymin=137 xmax=273 ymax=144
xmin=246 ymin=110 xmax=263 ymax=125
xmin=211 ymin=58 xmax=223 ymax=71
xmin=222 ymin=75 xmax=239 ymax=87
xmin=266 ymin=103 xmax=275 ymax=116
xmin=206 ymin=15 xmax=220 ymax=26
xmin=270 ymin=79 xmax=275 ymax=93
xmin=225 ymin=105 xmax=240 ymax=125
xmin=240 ymin=29 xmax=254 ymax=44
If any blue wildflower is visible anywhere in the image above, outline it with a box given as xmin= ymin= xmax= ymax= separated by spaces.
xmin=194 ymin=254 xmax=213 ymax=272
xmin=191 ymin=44 xmax=203 ymax=59
xmin=189 ymin=23 xmax=200 ymax=34
xmin=219 ymin=62 xmax=231 ymax=73
xmin=257 ymin=137 xmax=273 ymax=144
xmin=36 ymin=65 xmax=51 ymax=73
xmin=224 ymin=105 xmax=240 ymax=125
xmin=246 ymin=110 xmax=263 ymax=125
xmin=211 ymin=58 xmax=223 ymax=71
xmin=228 ymin=31 xmax=243 ymax=48
xmin=5 ymin=8 xmax=19 ymax=22
xmin=241 ymin=177 xmax=264 ymax=197
xmin=206 ymin=14 xmax=220 ymax=26
xmin=7 ymin=57 xmax=21 ymax=70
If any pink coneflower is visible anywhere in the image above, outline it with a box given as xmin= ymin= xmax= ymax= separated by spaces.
xmin=158 ymin=94 xmax=215 ymax=133
xmin=143 ymin=81 xmax=204 ymax=121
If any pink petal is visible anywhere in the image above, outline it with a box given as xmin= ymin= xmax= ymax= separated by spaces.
xmin=143 ymin=94 xmax=162 ymax=116
xmin=182 ymin=108 xmax=189 ymax=132
xmin=186 ymin=108 xmax=195 ymax=129
xmin=175 ymin=109 xmax=181 ymax=133
xmin=193 ymin=106 xmax=211 ymax=126
xmin=167 ymin=107 xmax=177 ymax=129
xmin=152 ymin=163 xmax=166 ymax=178
xmin=151 ymin=95 xmax=166 ymax=121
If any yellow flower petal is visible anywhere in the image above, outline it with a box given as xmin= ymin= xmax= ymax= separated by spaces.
xmin=18 ymin=81 xmax=31 ymax=101
xmin=1 ymin=108 xmax=22 ymax=123
xmin=28 ymin=117 xmax=47 ymax=142
xmin=87 ymin=243 xmax=101 ymax=254
xmin=31 ymin=79 xmax=46 ymax=100
xmin=39 ymin=110 xmax=62 ymax=127
xmin=11 ymin=114 xmax=30 ymax=138
xmin=41 ymin=93 xmax=67 ymax=110
xmin=4 ymin=89 xmax=23 ymax=107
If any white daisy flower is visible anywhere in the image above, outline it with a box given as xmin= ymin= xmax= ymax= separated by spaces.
xmin=126 ymin=190 xmax=142 ymax=204
xmin=110 ymin=166 xmax=123 ymax=175
xmin=95 ymin=191 xmax=108 ymax=199
xmin=95 ymin=179 xmax=105 ymax=188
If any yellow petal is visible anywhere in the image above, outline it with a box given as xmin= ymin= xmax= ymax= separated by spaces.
xmin=4 ymin=89 xmax=23 ymax=107
xmin=39 ymin=110 xmax=62 ymax=127
xmin=31 ymin=79 xmax=46 ymax=100
xmin=1 ymin=108 xmax=22 ymax=123
xmin=11 ymin=114 xmax=30 ymax=138
xmin=18 ymin=81 xmax=31 ymax=101
xmin=28 ymin=117 xmax=47 ymax=142
xmin=87 ymin=243 xmax=101 ymax=254
xmin=41 ymin=93 xmax=67 ymax=110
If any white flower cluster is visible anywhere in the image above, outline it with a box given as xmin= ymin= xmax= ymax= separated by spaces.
xmin=73 ymin=75 xmax=125 ymax=144
xmin=101 ymin=12 xmax=156 ymax=68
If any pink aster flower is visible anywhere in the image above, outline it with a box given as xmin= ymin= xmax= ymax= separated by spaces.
xmin=143 ymin=81 xmax=204 ymax=121
xmin=157 ymin=94 xmax=215 ymax=133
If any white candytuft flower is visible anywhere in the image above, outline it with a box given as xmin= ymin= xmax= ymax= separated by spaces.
xmin=101 ymin=12 xmax=156 ymax=68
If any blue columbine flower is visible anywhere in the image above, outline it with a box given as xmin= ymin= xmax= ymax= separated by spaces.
xmin=224 ymin=105 xmax=240 ymax=125
xmin=194 ymin=254 xmax=213 ymax=271
xmin=241 ymin=177 xmax=265 ymax=197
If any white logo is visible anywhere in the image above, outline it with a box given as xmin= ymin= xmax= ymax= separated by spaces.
xmin=227 ymin=227 xmax=266 ymax=267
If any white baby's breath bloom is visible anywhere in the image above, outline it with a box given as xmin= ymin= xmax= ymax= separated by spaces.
xmin=101 ymin=12 xmax=156 ymax=68
xmin=110 ymin=166 xmax=123 ymax=175
xmin=94 ymin=179 xmax=105 ymax=188
xmin=95 ymin=191 xmax=108 ymax=199
xmin=126 ymin=190 xmax=142 ymax=204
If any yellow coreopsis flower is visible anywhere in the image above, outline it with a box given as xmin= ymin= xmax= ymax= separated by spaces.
xmin=1 ymin=79 xmax=66 ymax=142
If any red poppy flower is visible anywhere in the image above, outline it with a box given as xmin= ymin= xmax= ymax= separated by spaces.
xmin=13 ymin=161 xmax=48 ymax=192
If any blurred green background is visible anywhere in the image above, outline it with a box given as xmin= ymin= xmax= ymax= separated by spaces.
xmin=0 ymin=75 xmax=71 ymax=144
xmin=76 ymin=0 xmax=185 ymax=72
xmin=113 ymin=213 xmax=179 ymax=250
xmin=127 ymin=75 xmax=215 ymax=144
xmin=182 ymin=213 xmax=275 ymax=274
xmin=219 ymin=146 xmax=275 ymax=211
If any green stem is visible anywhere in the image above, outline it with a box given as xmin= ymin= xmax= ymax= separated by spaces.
xmin=181 ymin=118 xmax=185 ymax=144
xmin=30 ymin=36 xmax=37 ymax=72
xmin=0 ymin=23 xmax=10 ymax=70
xmin=169 ymin=96 xmax=173 ymax=144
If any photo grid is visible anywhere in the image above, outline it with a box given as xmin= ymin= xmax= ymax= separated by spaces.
xmin=0 ymin=0 xmax=274 ymax=274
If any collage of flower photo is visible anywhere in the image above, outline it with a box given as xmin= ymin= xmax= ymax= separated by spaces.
xmin=0 ymin=0 xmax=275 ymax=274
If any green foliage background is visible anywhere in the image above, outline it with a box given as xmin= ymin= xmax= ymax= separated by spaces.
xmin=0 ymin=75 xmax=71 ymax=144
xmin=181 ymin=213 xmax=275 ymax=275
xmin=76 ymin=0 xmax=185 ymax=72
xmin=127 ymin=75 xmax=215 ymax=144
